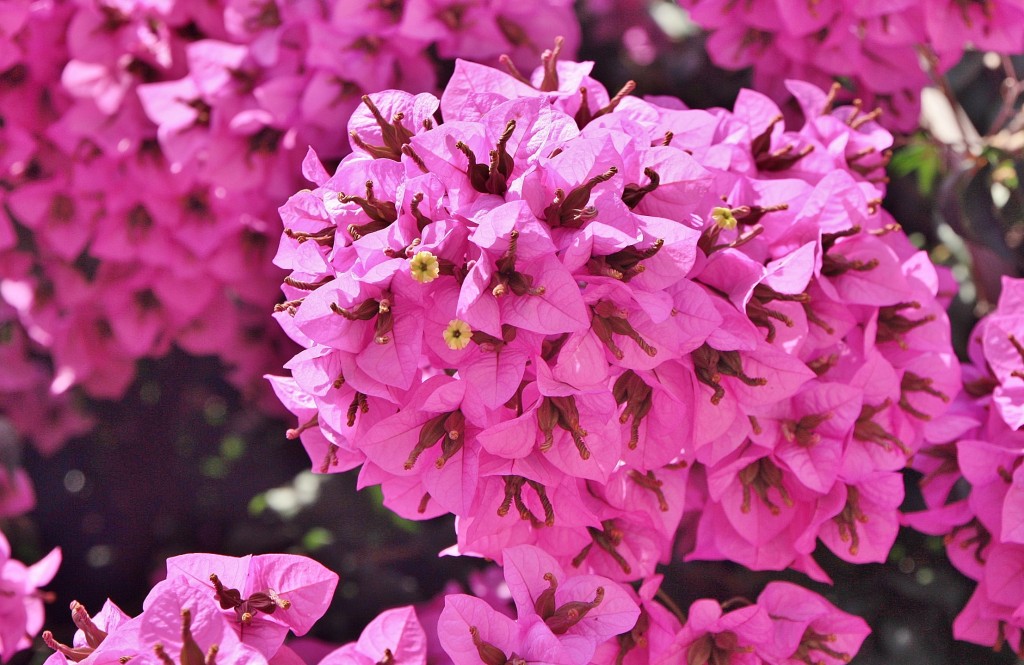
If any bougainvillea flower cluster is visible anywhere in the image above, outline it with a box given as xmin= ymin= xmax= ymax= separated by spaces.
xmin=41 ymin=552 xmax=337 ymax=665
xmin=0 ymin=530 xmax=59 ymax=663
xmin=270 ymin=44 xmax=957 ymax=640
xmin=908 ymin=276 xmax=1024 ymax=655
xmin=0 ymin=0 xmax=580 ymax=515
xmin=677 ymin=0 xmax=1024 ymax=130
xmin=37 ymin=544 xmax=868 ymax=665
xmin=434 ymin=546 xmax=867 ymax=665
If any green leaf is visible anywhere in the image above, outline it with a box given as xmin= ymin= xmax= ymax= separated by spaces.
xmin=302 ymin=527 xmax=334 ymax=550
xmin=890 ymin=138 xmax=942 ymax=196
xmin=248 ymin=493 xmax=267 ymax=516
xmin=220 ymin=435 xmax=246 ymax=460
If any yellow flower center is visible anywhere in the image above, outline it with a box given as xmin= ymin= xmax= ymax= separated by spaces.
xmin=443 ymin=319 xmax=472 ymax=350
xmin=410 ymin=251 xmax=440 ymax=283
xmin=711 ymin=206 xmax=737 ymax=230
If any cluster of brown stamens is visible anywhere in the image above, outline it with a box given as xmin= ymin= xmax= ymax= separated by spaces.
xmin=738 ymin=457 xmax=793 ymax=515
xmin=498 ymin=475 xmax=555 ymax=527
xmin=613 ymin=371 xmax=654 ymax=449
xmin=537 ymin=395 xmax=590 ymax=459
xmin=572 ymin=520 xmax=631 ymax=574
xmin=330 ymin=294 xmax=394 ymax=345
xmin=209 ymin=573 xmax=291 ymax=625
xmin=590 ymin=300 xmax=658 ymax=360
xmin=832 ymin=486 xmax=870 ymax=556
xmin=691 ymin=343 xmax=767 ymax=405
xmin=403 ymin=410 xmax=466 ymax=470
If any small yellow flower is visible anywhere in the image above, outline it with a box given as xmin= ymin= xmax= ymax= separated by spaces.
xmin=443 ymin=319 xmax=473 ymax=350
xmin=711 ymin=206 xmax=737 ymax=230
xmin=410 ymin=250 xmax=440 ymax=283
